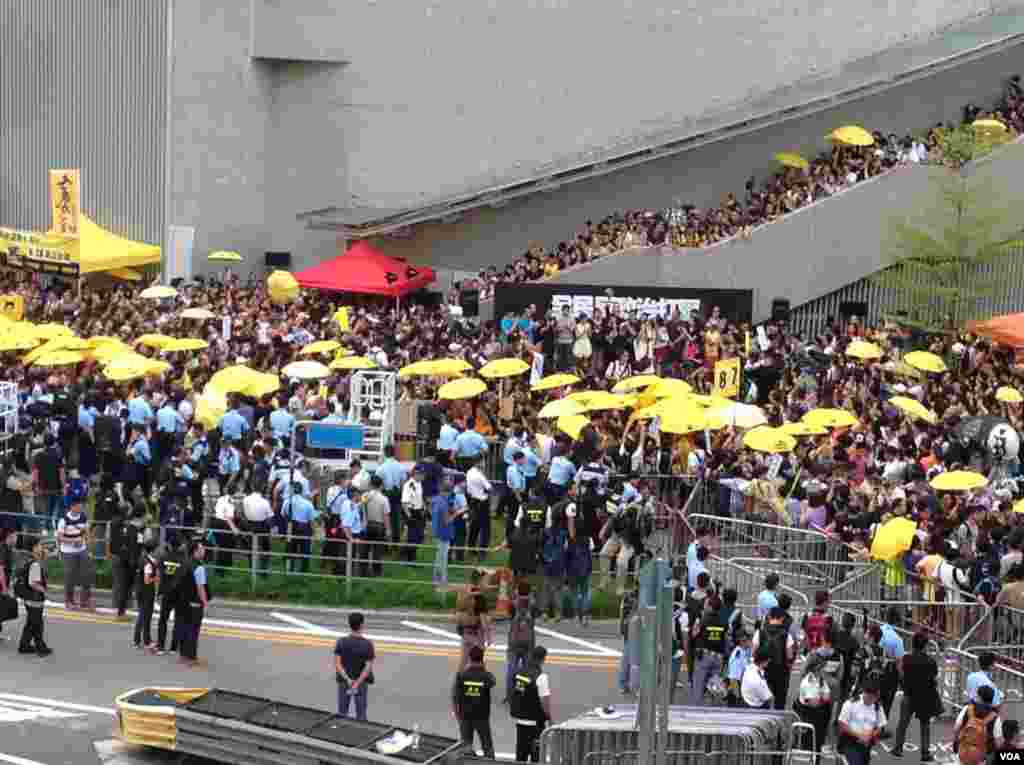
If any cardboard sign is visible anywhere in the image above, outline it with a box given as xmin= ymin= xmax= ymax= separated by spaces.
xmin=713 ymin=357 xmax=741 ymax=399
xmin=0 ymin=294 xmax=25 ymax=321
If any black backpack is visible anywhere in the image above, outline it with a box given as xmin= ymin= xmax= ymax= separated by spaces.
xmin=762 ymin=624 xmax=790 ymax=668
xmin=14 ymin=560 xmax=34 ymax=601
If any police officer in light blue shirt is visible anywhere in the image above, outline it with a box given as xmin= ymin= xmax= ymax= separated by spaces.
xmin=454 ymin=420 xmax=488 ymax=471
xmin=966 ymin=653 xmax=1004 ymax=706
xmin=220 ymin=399 xmax=249 ymax=442
xmin=437 ymin=418 xmax=460 ymax=467
xmin=545 ymin=454 xmax=576 ymax=502
xmin=375 ymin=446 xmax=407 ymax=545
xmin=268 ymin=406 xmax=295 ymax=441
xmin=219 ymin=439 xmax=242 ymax=491
xmin=128 ymin=391 xmax=154 ymax=427
xmin=755 ymin=575 xmax=780 ymax=624
xmin=155 ymin=399 xmax=184 ymax=468
xmin=519 ymin=446 xmax=542 ymax=489
xmin=284 ymin=488 xmax=319 ymax=574
xmin=77 ymin=402 xmax=98 ymax=431
xmin=504 ymin=429 xmax=527 ymax=465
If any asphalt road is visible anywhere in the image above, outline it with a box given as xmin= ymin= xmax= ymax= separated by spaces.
xmin=0 ymin=595 xmax=964 ymax=765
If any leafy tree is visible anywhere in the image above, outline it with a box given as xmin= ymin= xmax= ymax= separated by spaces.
xmin=873 ymin=124 xmax=1020 ymax=331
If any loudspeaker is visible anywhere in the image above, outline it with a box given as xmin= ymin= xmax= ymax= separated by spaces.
xmin=839 ymin=301 xmax=868 ymax=321
xmin=265 ymin=251 xmax=292 ymax=269
xmin=460 ymin=289 xmax=480 ymax=318
xmin=771 ymin=298 xmax=790 ymax=323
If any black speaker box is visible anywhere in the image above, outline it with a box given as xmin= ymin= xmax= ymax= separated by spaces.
xmin=265 ymin=251 xmax=292 ymax=269
xmin=771 ymin=298 xmax=791 ymax=323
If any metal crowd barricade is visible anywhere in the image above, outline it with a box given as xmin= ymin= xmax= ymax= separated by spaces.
xmin=948 ymin=646 xmax=1024 ymax=708
xmin=541 ymin=706 xmax=799 ymax=765
xmin=705 ymin=555 xmax=811 ymax=615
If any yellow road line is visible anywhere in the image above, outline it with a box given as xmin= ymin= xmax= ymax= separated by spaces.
xmin=47 ymin=611 xmax=617 ymax=670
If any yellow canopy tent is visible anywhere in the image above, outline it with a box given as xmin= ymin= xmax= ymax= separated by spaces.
xmin=52 ymin=215 xmax=161 ymax=274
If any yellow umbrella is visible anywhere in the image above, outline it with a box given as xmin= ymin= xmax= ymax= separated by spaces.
xmin=904 ymin=351 xmax=947 ymax=374
xmin=828 ymin=125 xmax=875 ymax=146
xmin=194 ymin=389 xmax=228 ymax=430
xmin=103 ymin=363 xmax=148 ymax=382
xmin=612 ymin=375 xmax=662 ymax=393
xmin=743 ymin=426 xmax=797 ymax=454
xmin=633 ymin=395 xmax=691 ymax=420
xmin=687 ymin=393 xmax=732 ymax=408
xmin=538 ymin=398 xmax=586 ymax=419
xmin=162 ymin=338 xmax=209 ymax=352
xmin=208 ymin=365 xmax=261 ymax=394
xmin=181 ymin=307 xmax=217 ymax=320
xmin=438 ymin=377 xmax=487 ymax=401
xmin=135 ymin=334 xmax=176 ymax=349
xmin=973 ymin=119 xmax=1008 ymax=132
xmin=330 ymin=356 xmax=377 ymax=371
xmin=108 ymin=268 xmax=142 ymax=282
xmin=997 ymin=386 xmax=1023 ymax=404
xmin=889 ymin=395 xmax=937 ymax=425
xmin=86 ymin=335 xmax=123 ymax=348
xmin=870 ymin=517 xmax=918 ymax=561
xmin=90 ymin=343 xmax=134 ymax=364
xmin=30 ymin=323 xmax=75 ymax=339
xmin=479 ymin=358 xmax=530 ymax=379
xmin=803 ymin=408 xmax=859 ymax=429
xmin=281 ymin=360 xmax=330 ymax=380
xmin=648 ymin=378 xmax=694 ymax=399
xmin=779 ymin=421 xmax=828 ymax=438
xmin=774 ymin=152 xmax=809 ymax=170
xmin=267 ymin=270 xmax=300 ymax=306
xmin=144 ymin=360 xmax=172 ymax=377
xmin=240 ymin=371 xmax=280 ymax=398
xmin=300 ymin=340 xmax=342 ymax=356
xmin=32 ymin=350 xmax=86 ymax=367
xmin=1013 ymin=498 xmax=1024 ymax=514
xmin=556 ymin=414 xmax=590 ymax=440
xmin=22 ymin=337 xmax=90 ymax=365
xmin=929 ymin=470 xmax=988 ymax=492
xmin=531 ymin=373 xmax=580 ymax=391
xmin=0 ymin=336 xmax=39 ymax=352
xmin=845 ymin=340 xmax=883 ymax=360
xmin=208 ymin=250 xmax=243 ymax=262
xmin=570 ymin=391 xmax=631 ymax=412
xmin=399 ymin=358 xmax=471 ymax=378
xmin=140 ymin=285 xmax=178 ymax=299
xmin=660 ymin=407 xmax=716 ymax=436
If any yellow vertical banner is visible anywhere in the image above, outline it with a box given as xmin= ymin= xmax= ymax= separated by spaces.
xmin=745 ymin=331 xmax=751 ymax=356
xmin=713 ymin=357 xmax=741 ymax=399
xmin=49 ymin=169 xmax=82 ymax=236
xmin=334 ymin=306 xmax=350 ymax=331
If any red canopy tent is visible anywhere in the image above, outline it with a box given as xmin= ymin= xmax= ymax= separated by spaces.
xmin=967 ymin=313 xmax=1024 ymax=348
xmin=293 ymin=241 xmax=436 ymax=297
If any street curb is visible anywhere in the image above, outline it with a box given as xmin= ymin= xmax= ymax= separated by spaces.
xmin=46 ymin=584 xmax=619 ymax=626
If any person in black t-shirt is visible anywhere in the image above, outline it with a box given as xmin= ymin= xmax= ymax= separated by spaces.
xmin=334 ymin=612 xmax=376 ymax=721
xmin=453 ymin=645 xmax=496 ymax=758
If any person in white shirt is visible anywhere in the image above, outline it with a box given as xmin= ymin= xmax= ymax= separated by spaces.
xmin=212 ymin=494 xmax=240 ymax=571
xmin=741 ymin=651 xmax=774 ymax=708
xmin=58 ymin=500 xmax=93 ymax=611
xmin=400 ymin=469 xmax=426 ymax=563
xmin=242 ymin=490 xmax=273 ymax=573
xmin=838 ymin=682 xmax=886 ymax=765
xmin=465 ymin=459 xmax=492 ymax=562
xmin=349 ymin=459 xmax=372 ymax=494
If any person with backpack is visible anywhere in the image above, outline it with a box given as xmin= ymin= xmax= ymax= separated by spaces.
xmin=953 ymin=685 xmax=1004 ymax=765
xmin=879 ymin=606 xmax=907 ymax=734
xmin=16 ymin=539 xmax=52 ymax=657
xmin=505 ymin=585 xmax=538 ymax=703
xmin=795 ymin=647 xmax=835 ymax=762
xmin=838 ymin=678 xmax=887 ymax=765
xmin=718 ymin=588 xmax=744 ymax=657
xmin=802 ymin=590 xmax=835 ymax=653
xmin=134 ymin=541 xmax=160 ymax=653
xmin=510 ymin=646 xmax=553 ymax=763
xmin=154 ymin=540 xmax=184 ymax=655
xmin=835 ymin=611 xmax=863 ymax=709
xmin=175 ymin=539 xmax=210 ymax=667
xmin=890 ymin=631 xmax=941 ymax=762
xmin=754 ymin=607 xmax=795 ymax=710
xmin=539 ymin=524 xmax=567 ymax=623
xmin=106 ymin=501 xmax=135 ymax=621
xmin=689 ymin=594 xmax=728 ymax=706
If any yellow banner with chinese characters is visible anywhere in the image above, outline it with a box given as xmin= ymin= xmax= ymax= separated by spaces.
xmin=0 ymin=294 xmax=25 ymax=321
xmin=49 ymin=169 xmax=82 ymax=236
xmin=334 ymin=306 xmax=350 ymax=331
xmin=713 ymin=357 xmax=741 ymax=399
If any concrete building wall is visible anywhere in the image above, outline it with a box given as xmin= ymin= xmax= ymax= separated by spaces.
xmin=0 ymin=0 xmax=168 ymax=244
xmin=167 ymin=0 xmax=277 ymax=270
xmin=252 ymin=0 xmax=1019 ymax=212
xmin=369 ymin=39 xmax=1024 ymax=272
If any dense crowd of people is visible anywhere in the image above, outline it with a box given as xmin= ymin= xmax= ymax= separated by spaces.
xmin=468 ymin=74 xmax=1024 ymax=300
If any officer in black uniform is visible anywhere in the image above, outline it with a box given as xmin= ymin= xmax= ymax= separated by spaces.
xmin=452 ymin=644 xmax=496 ymax=758
xmin=155 ymin=539 xmax=184 ymax=655
xmin=509 ymin=646 xmax=552 ymax=763
xmin=689 ymin=595 xmax=728 ymax=706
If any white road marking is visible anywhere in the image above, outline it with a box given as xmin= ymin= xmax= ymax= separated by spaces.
xmin=0 ymin=700 xmax=87 ymax=723
xmin=400 ymin=620 xmax=462 ymax=642
xmin=0 ymin=694 xmax=115 ymax=717
xmin=0 ymin=753 xmax=51 ymax=765
xmin=533 ymin=626 xmax=621 ymax=657
xmin=270 ymin=612 xmax=335 ymax=635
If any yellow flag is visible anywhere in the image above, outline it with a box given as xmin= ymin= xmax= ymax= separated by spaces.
xmin=335 ymin=307 xmax=350 ymax=331
xmin=713 ymin=358 xmax=741 ymax=399
xmin=745 ymin=331 xmax=751 ymax=356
